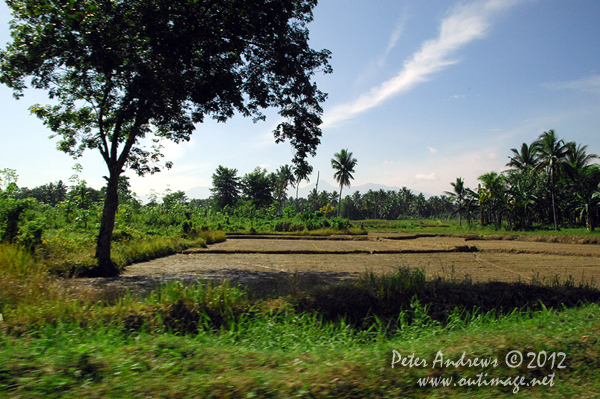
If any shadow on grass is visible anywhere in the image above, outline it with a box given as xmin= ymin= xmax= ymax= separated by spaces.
xmin=21 ymin=266 xmax=600 ymax=337
xmin=294 ymin=267 xmax=600 ymax=329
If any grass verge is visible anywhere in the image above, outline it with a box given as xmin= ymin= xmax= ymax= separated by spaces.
xmin=1 ymin=244 xmax=599 ymax=397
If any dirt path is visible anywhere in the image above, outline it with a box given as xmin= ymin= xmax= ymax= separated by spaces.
xmin=75 ymin=233 xmax=600 ymax=293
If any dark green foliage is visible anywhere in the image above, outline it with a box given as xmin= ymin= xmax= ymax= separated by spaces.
xmin=0 ymin=198 xmax=30 ymax=243
xmin=210 ymin=165 xmax=241 ymax=210
xmin=337 ymin=189 xmax=455 ymax=220
xmin=0 ymin=197 xmax=41 ymax=248
xmin=15 ymin=218 xmax=45 ymax=250
xmin=162 ymin=190 xmax=188 ymax=209
xmin=241 ymin=167 xmax=275 ymax=208
xmin=16 ymin=180 xmax=68 ymax=205
xmin=446 ymin=130 xmax=600 ymax=232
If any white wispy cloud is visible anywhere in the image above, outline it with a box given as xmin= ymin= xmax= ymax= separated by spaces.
xmin=427 ymin=146 xmax=438 ymax=153
xmin=378 ymin=12 xmax=409 ymax=67
xmin=415 ymin=172 xmax=439 ymax=181
xmin=543 ymin=74 xmax=600 ymax=94
xmin=323 ymin=0 xmax=523 ymax=127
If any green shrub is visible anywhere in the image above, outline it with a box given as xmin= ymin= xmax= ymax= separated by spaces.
xmin=15 ymin=218 xmax=45 ymax=250
xmin=111 ymin=227 xmax=144 ymax=242
xmin=0 ymin=197 xmax=36 ymax=244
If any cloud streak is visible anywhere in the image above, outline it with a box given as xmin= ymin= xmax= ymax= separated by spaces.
xmin=543 ymin=74 xmax=600 ymax=94
xmin=377 ymin=11 xmax=409 ymax=67
xmin=323 ymin=0 xmax=522 ymax=127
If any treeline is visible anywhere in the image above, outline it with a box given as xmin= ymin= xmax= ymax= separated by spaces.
xmin=3 ymin=128 xmax=598 ymax=249
xmin=445 ymin=130 xmax=600 ymax=232
xmin=209 ymin=165 xmax=455 ymax=219
xmin=0 ymin=166 xmax=145 ymax=249
xmin=0 ymin=163 xmax=354 ymax=252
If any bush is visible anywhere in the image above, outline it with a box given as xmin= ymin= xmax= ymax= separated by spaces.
xmin=0 ymin=197 xmax=36 ymax=244
xmin=336 ymin=218 xmax=350 ymax=230
xmin=111 ymin=227 xmax=144 ymax=242
xmin=15 ymin=218 xmax=45 ymax=251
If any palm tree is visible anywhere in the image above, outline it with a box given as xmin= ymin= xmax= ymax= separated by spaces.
xmin=274 ymin=164 xmax=295 ymax=210
xmin=565 ymin=142 xmax=597 ymax=170
xmin=532 ymin=130 xmax=568 ymax=231
xmin=331 ymin=149 xmax=358 ymax=217
xmin=293 ymin=161 xmax=313 ymax=201
xmin=506 ymin=142 xmax=538 ymax=171
xmin=444 ymin=177 xmax=466 ymax=226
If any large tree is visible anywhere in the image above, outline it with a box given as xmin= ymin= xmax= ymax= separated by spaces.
xmin=210 ymin=165 xmax=241 ymax=211
xmin=242 ymin=167 xmax=275 ymax=208
xmin=331 ymin=148 xmax=357 ymax=217
xmin=1 ymin=0 xmax=331 ymax=275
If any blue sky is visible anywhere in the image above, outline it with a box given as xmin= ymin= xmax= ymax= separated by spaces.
xmin=1 ymin=0 xmax=600 ymax=199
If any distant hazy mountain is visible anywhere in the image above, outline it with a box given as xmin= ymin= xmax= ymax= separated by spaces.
xmin=186 ymin=186 xmax=212 ymax=200
xmin=184 ymin=181 xmax=432 ymax=200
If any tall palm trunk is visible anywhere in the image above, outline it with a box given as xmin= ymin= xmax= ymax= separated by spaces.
xmin=550 ymin=169 xmax=560 ymax=231
xmin=337 ymin=185 xmax=343 ymax=217
xmin=585 ymin=203 xmax=594 ymax=232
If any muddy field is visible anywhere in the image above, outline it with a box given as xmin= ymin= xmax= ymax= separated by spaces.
xmin=80 ymin=232 xmax=600 ymax=292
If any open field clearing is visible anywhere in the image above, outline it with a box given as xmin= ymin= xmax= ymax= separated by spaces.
xmin=77 ymin=232 xmax=600 ymax=294
xmin=4 ymin=235 xmax=600 ymax=398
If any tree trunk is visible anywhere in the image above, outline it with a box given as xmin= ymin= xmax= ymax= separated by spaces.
xmin=549 ymin=169 xmax=560 ymax=231
xmin=338 ymin=185 xmax=343 ymax=217
xmin=94 ymin=168 xmax=121 ymax=276
xmin=550 ymin=185 xmax=559 ymax=231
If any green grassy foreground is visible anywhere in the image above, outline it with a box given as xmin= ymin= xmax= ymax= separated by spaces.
xmin=1 ymin=304 xmax=599 ymax=398
xmin=1 ymin=242 xmax=600 ymax=398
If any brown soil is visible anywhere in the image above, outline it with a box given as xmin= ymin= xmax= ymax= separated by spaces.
xmin=75 ymin=232 xmax=600 ymax=294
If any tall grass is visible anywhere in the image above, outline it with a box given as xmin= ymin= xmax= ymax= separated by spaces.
xmin=37 ymin=230 xmax=226 ymax=277
xmin=0 ymin=243 xmax=54 ymax=315
xmin=0 ymin=242 xmax=44 ymax=278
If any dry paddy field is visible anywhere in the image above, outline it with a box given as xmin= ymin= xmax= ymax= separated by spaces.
xmin=80 ymin=232 xmax=600 ymax=293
